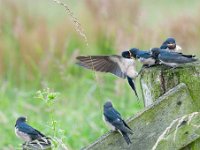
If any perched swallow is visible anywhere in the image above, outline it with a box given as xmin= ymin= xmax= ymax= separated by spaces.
xmin=151 ymin=48 xmax=197 ymax=67
xmin=15 ymin=117 xmax=51 ymax=145
xmin=122 ymin=48 xmax=157 ymax=76
xmin=76 ymin=54 xmax=139 ymax=97
xmin=123 ymin=38 xmax=181 ymax=66
xmin=124 ymin=48 xmax=156 ymax=67
xmin=103 ymin=101 xmax=133 ymax=145
xmin=160 ymin=37 xmax=182 ymax=52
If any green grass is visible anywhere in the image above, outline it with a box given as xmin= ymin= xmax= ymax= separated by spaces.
xmin=0 ymin=75 xmax=142 ymax=149
xmin=0 ymin=0 xmax=200 ymax=149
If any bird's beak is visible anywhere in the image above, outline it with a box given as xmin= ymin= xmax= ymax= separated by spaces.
xmin=176 ymin=45 xmax=182 ymax=52
xmin=167 ymin=43 xmax=176 ymax=49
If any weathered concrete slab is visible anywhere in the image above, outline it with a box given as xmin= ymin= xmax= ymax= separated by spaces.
xmin=182 ymin=137 xmax=200 ymax=150
xmin=152 ymin=112 xmax=200 ymax=150
xmin=22 ymin=137 xmax=52 ymax=150
xmin=83 ymin=83 xmax=199 ymax=150
xmin=140 ymin=62 xmax=200 ymax=107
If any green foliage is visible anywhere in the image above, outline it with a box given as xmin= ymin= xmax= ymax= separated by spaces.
xmin=35 ymin=88 xmax=59 ymax=105
xmin=35 ymin=88 xmax=69 ymax=149
xmin=0 ymin=0 xmax=200 ymax=150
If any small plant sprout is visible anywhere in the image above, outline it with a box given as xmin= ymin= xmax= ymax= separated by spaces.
xmin=35 ymin=88 xmax=68 ymax=150
xmin=35 ymin=88 xmax=59 ymax=104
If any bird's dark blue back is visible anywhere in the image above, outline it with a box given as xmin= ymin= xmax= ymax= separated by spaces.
xmin=159 ymin=50 xmax=197 ymax=63
xmin=104 ymin=107 xmax=121 ymax=122
xmin=16 ymin=122 xmax=44 ymax=140
xmin=137 ymin=51 xmax=151 ymax=59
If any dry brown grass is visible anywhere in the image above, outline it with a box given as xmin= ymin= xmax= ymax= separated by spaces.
xmin=168 ymin=13 xmax=200 ymax=52
xmin=0 ymin=0 xmax=200 ymax=86
xmin=1 ymin=0 xmax=200 ymax=149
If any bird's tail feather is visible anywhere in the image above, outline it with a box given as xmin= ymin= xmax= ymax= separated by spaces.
xmin=121 ymin=131 xmax=132 ymax=145
xmin=181 ymin=54 xmax=196 ymax=58
xmin=127 ymin=77 xmax=139 ymax=99
xmin=179 ymin=53 xmax=198 ymax=62
xmin=124 ymin=128 xmax=133 ymax=135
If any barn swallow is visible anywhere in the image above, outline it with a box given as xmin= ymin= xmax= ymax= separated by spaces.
xmin=15 ymin=117 xmax=51 ymax=145
xmin=151 ymin=48 xmax=197 ymax=67
xmin=160 ymin=37 xmax=182 ymax=52
xmin=103 ymin=101 xmax=133 ymax=145
xmin=126 ymin=48 xmax=156 ymax=67
xmin=123 ymin=38 xmax=182 ymax=66
xmin=122 ymin=48 xmax=157 ymax=76
xmin=76 ymin=54 xmax=139 ymax=98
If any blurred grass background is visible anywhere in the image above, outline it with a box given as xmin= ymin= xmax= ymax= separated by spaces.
xmin=0 ymin=0 xmax=200 ymax=149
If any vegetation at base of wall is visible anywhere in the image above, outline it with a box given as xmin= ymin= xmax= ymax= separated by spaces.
xmin=0 ymin=0 xmax=200 ymax=149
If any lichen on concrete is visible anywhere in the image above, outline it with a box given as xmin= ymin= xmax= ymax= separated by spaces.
xmin=83 ymin=62 xmax=200 ymax=150
xmin=83 ymin=83 xmax=199 ymax=150
xmin=140 ymin=62 xmax=200 ymax=107
xmin=152 ymin=112 xmax=200 ymax=150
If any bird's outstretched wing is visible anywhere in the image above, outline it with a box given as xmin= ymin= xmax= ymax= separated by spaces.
xmin=76 ymin=55 xmax=135 ymax=79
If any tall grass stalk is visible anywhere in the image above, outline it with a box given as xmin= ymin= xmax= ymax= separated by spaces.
xmin=52 ymin=0 xmax=88 ymax=46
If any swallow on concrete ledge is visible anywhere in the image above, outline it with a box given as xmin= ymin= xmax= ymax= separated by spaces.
xmin=15 ymin=117 xmax=51 ymax=146
xmin=122 ymin=48 xmax=157 ymax=75
xmin=160 ymin=37 xmax=182 ymax=52
xmin=126 ymin=48 xmax=156 ymax=67
xmin=151 ymin=48 xmax=197 ymax=68
xmin=103 ymin=101 xmax=133 ymax=145
xmin=76 ymin=54 xmax=139 ymax=98
xmin=123 ymin=38 xmax=182 ymax=67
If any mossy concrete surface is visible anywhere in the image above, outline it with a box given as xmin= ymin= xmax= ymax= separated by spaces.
xmin=152 ymin=112 xmax=200 ymax=150
xmin=83 ymin=83 xmax=199 ymax=150
xmin=140 ymin=62 xmax=200 ymax=107
xmin=182 ymin=138 xmax=200 ymax=150
xmin=22 ymin=138 xmax=52 ymax=150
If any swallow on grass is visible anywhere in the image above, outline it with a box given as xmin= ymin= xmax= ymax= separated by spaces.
xmin=76 ymin=53 xmax=139 ymax=98
xmin=103 ymin=101 xmax=133 ymax=145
